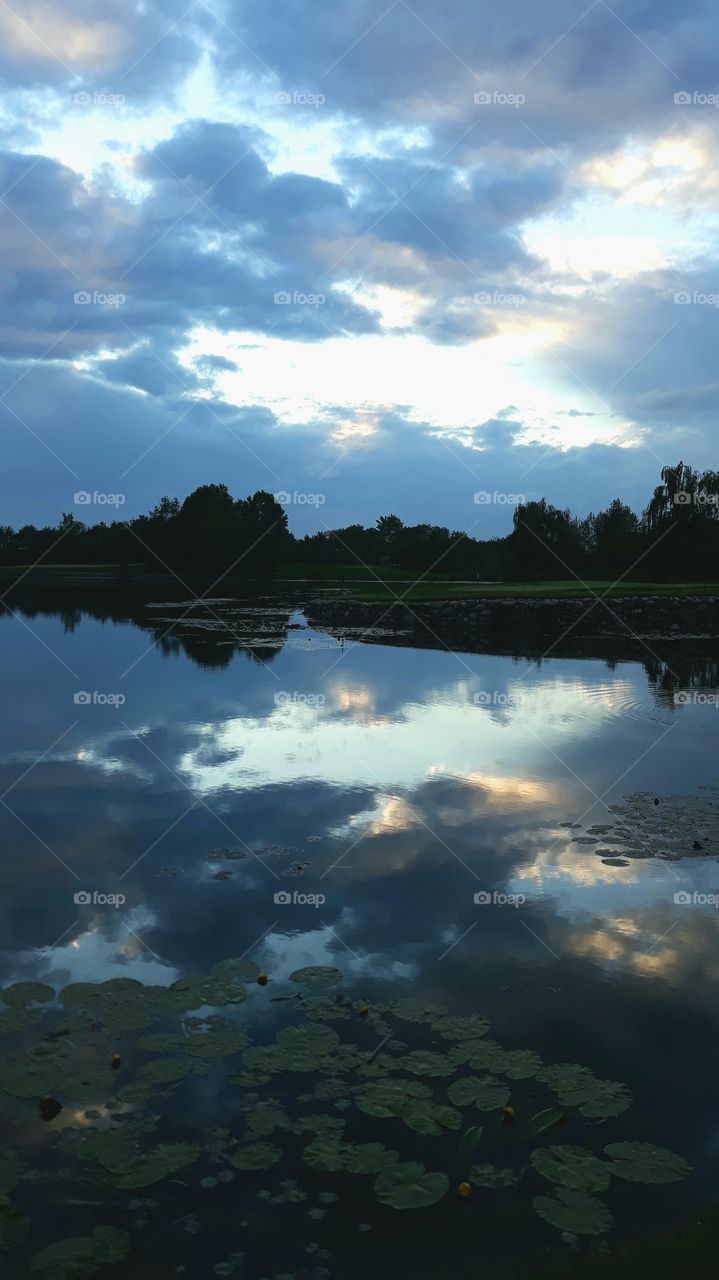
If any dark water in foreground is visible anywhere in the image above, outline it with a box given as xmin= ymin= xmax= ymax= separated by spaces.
xmin=1 ymin=591 xmax=719 ymax=1278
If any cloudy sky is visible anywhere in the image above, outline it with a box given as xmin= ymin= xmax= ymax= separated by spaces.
xmin=1 ymin=0 xmax=718 ymax=534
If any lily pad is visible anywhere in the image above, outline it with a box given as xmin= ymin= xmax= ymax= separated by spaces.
xmin=403 ymin=1100 xmax=463 ymax=1136
xmin=374 ymin=1161 xmax=449 ymax=1210
xmin=399 ymin=1050 xmax=456 ymax=1078
xmin=230 ymin=1143 xmax=282 ymax=1171
xmin=432 ymin=1014 xmax=491 ymax=1041
xmin=538 ymin=1063 xmax=632 ymax=1118
xmin=390 ymin=998 xmax=447 ymax=1024
xmin=448 ymin=1076 xmax=511 ymax=1112
xmin=534 ymin=1188 xmax=612 ymax=1235
xmin=356 ymin=1079 xmax=431 ymax=1118
xmin=469 ymin=1163 xmax=518 ymax=1189
xmin=30 ymin=1225 xmax=129 ymax=1276
xmin=344 ymin=1143 xmax=400 ymax=1173
xmin=288 ymin=967 xmax=343 ymax=990
xmin=604 ymin=1142 xmax=692 ymax=1184
xmin=531 ymin=1146 xmax=611 ymax=1193
xmin=1 ymin=982 xmax=54 ymax=1008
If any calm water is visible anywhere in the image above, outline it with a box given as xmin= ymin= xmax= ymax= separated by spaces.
xmin=1 ymin=592 xmax=719 ymax=1277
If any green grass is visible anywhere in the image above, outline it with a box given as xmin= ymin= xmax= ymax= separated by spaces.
xmin=275 ymin=561 xmax=445 ymax=583
xmin=525 ymin=1205 xmax=719 ymax=1279
xmin=348 ymin=579 xmax=719 ymax=602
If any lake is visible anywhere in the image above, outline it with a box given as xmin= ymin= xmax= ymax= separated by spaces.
xmin=1 ymin=589 xmax=718 ymax=1278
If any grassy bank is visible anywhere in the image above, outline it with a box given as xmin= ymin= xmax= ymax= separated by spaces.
xmin=348 ymin=579 xmax=719 ymax=602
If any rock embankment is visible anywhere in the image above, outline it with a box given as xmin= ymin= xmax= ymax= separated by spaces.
xmin=306 ymin=594 xmax=719 ymax=652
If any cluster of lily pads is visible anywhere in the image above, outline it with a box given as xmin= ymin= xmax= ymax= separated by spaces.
xmin=564 ymin=784 xmax=719 ymax=863
xmin=0 ymin=962 xmax=692 ymax=1275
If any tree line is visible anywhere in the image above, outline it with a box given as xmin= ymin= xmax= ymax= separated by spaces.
xmin=1 ymin=462 xmax=717 ymax=582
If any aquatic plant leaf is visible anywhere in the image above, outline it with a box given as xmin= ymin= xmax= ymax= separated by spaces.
xmin=399 ymin=1050 xmax=456 ymax=1078
xmin=0 ymin=1148 xmax=21 ymax=1195
xmin=432 ymin=1014 xmax=491 ymax=1041
xmin=531 ymin=1146 xmax=610 ymax=1193
xmin=288 ymin=966 xmax=342 ymax=990
xmin=0 ymin=1202 xmax=29 ymax=1256
xmin=110 ymin=1143 xmax=200 ymax=1189
xmin=30 ymin=1225 xmax=129 ymax=1276
xmin=374 ymin=1161 xmax=449 ymax=1209
xmin=137 ymin=1033 xmax=185 ymax=1053
xmin=344 ymin=1143 xmax=400 ymax=1173
xmin=534 ymin=1188 xmax=612 ymax=1236
xmin=448 ymin=1076 xmax=510 ymax=1112
xmin=274 ymin=1024 xmax=341 ymax=1071
xmin=403 ymin=1099 xmax=462 ymax=1136
xmin=355 ymin=1079 xmax=431 ymax=1118
xmin=302 ymin=1135 xmax=345 ymax=1172
xmin=469 ymin=1163 xmax=518 ymax=1189
xmin=138 ymin=1057 xmax=194 ymax=1086
xmin=390 ymin=997 xmax=447 ymax=1024
xmin=247 ymin=1102 xmax=291 ymax=1136
xmin=538 ymin=1063 xmax=632 ymax=1118
xmin=449 ymin=1039 xmax=507 ymax=1072
xmin=604 ymin=1142 xmax=692 ymax=1184
xmin=231 ymin=1143 xmax=282 ymax=1171
xmin=520 ymin=1108 xmax=567 ymax=1139
xmin=503 ymin=1049 xmax=543 ymax=1080
xmin=1 ymin=982 xmax=54 ymax=1008
xmin=186 ymin=1026 xmax=249 ymax=1059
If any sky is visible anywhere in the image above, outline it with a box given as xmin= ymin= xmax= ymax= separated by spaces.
xmin=1 ymin=0 xmax=719 ymax=535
